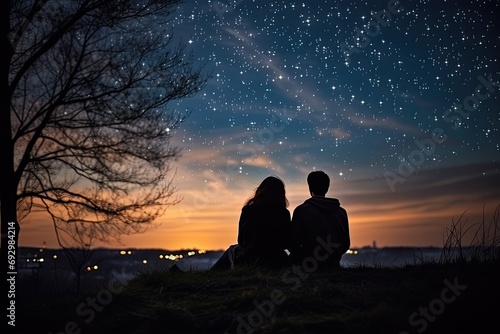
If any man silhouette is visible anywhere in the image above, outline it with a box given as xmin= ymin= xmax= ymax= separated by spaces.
xmin=290 ymin=170 xmax=350 ymax=269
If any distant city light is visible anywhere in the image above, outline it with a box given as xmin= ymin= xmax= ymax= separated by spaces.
xmin=166 ymin=254 xmax=183 ymax=261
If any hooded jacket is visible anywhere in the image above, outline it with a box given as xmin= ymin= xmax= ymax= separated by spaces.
xmin=290 ymin=196 xmax=350 ymax=267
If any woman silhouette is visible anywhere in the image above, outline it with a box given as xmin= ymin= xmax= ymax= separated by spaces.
xmin=211 ymin=176 xmax=291 ymax=270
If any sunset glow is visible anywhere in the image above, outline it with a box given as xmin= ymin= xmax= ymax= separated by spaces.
xmin=20 ymin=158 xmax=499 ymax=250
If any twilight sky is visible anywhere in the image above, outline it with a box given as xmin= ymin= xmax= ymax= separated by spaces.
xmin=21 ymin=0 xmax=500 ymax=250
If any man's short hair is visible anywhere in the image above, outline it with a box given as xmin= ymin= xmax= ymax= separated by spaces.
xmin=307 ymin=170 xmax=330 ymax=196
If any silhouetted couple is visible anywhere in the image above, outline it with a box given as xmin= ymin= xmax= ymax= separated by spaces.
xmin=211 ymin=171 xmax=350 ymax=271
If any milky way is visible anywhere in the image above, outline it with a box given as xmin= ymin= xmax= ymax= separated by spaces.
xmin=170 ymin=0 xmax=498 ymax=188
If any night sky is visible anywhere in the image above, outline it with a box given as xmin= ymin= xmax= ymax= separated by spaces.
xmin=22 ymin=0 xmax=500 ymax=250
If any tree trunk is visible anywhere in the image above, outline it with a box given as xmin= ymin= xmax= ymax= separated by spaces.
xmin=2 ymin=0 xmax=21 ymax=327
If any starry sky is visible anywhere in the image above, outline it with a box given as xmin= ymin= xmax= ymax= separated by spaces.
xmin=21 ymin=0 xmax=500 ymax=250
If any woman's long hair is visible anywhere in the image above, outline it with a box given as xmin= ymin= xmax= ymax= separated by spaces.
xmin=245 ymin=176 xmax=289 ymax=207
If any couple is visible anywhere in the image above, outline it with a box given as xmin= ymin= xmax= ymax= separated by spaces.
xmin=211 ymin=171 xmax=350 ymax=271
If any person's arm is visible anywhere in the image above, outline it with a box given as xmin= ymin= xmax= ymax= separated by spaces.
xmin=339 ymin=208 xmax=350 ymax=254
xmin=280 ymin=209 xmax=292 ymax=251
xmin=237 ymin=208 xmax=248 ymax=247
xmin=289 ymin=206 xmax=304 ymax=260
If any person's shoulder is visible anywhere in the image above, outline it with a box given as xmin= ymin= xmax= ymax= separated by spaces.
xmin=245 ymin=202 xmax=287 ymax=212
xmin=337 ymin=204 xmax=348 ymax=213
xmin=340 ymin=206 xmax=348 ymax=217
xmin=264 ymin=202 xmax=290 ymax=215
xmin=241 ymin=204 xmax=254 ymax=213
xmin=293 ymin=202 xmax=305 ymax=210
xmin=292 ymin=200 xmax=312 ymax=213
xmin=300 ymin=197 xmax=315 ymax=207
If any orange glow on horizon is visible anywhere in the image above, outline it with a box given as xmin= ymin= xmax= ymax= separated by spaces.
xmin=19 ymin=190 xmax=498 ymax=251
xmin=17 ymin=155 xmax=500 ymax=251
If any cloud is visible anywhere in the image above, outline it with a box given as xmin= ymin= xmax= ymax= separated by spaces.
xmin=347 ymin=113 xmax=422 ymax=135
xmin=242 ymin=154 xmax=285 ymax=173
xmin=317 ymin=127 xmax=351 ymax=139
xmin=336 ymin=161 xmax=500 ymax=220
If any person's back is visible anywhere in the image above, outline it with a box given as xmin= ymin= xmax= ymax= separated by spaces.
xmin=290 ymin=171 xmax=350 ymax=269
xmin=238 ymin=201 xmax=291 ymax=267
xmin=210 ymin=175 xmax=291 ymax=270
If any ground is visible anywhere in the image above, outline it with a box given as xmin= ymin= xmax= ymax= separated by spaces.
xmin=17 ymin=261 xmax=500 ymax=334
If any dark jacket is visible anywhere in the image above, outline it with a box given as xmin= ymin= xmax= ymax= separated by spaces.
xmin=237 ymin=201 xmax=291 ymax=267
xmin=290 ymin=196 xmax=350 ymax=267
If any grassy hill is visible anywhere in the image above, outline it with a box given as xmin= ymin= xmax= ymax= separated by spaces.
xmin=17 ymin=260 xmax=500 ymax=334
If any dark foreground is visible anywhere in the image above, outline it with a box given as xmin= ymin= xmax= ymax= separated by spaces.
xmin=17 ymin=261 xmax=500 ymax=334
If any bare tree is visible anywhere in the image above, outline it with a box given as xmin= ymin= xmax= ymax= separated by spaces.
xmin=43 ymin=196 xmax=95 ymax=295
xmin=54 ymin=218 xmax=95 ymax=295
xmin=1 ymin=0 xmax=208 ymax=303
